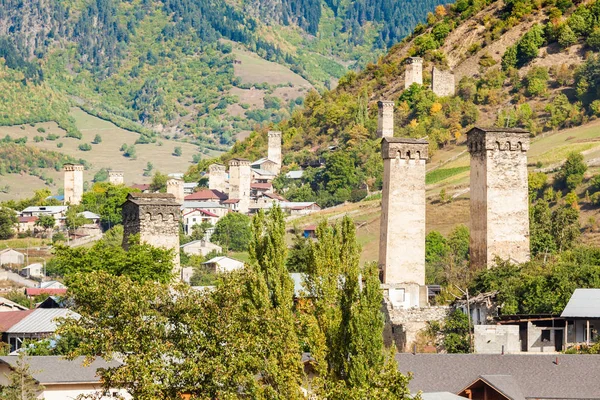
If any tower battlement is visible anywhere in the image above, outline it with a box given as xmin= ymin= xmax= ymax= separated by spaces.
xmin=467 ymin=127 xmax=530 ymax=154
xmin=63 ymin=164 xmax=84 ymax=172
xmin=381 ymin=138 xmax=428 ymax=161
xmin=108 ymin=170 xmax=124 ymax=185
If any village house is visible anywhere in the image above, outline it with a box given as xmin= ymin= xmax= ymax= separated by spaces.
xmin=0 ymin=356 xmax=130 ymax=400
xmin=0 ymin=249 xmax=25 ymax=266
xmin=0 ymin=308 xmax=79 ymax=351
xmin=25 ymin=288 xmax=67 ymax=298
xmin=264 ymin=201 xmax=321 ymax=215
xmin=181 ymin=200 xmax=228 ymax=218
xmin=397 ymin=353 xmax=600 ymax=400
xmin=202 ymin=256 xmax=244 ymax=273
xmin=184 ymin=189 xmax=227 ymax=202
xmin=17 ymin=216 xmax=38 ymax=233
xmin=183 ymin=182 xmax=199 ymax=194
xmin=561 ymin=288 xmax=600 ymax=347
xmin=180 ymin=240 xmax=222 ymax=257
xmin=20 ymin=206 xmax=67 ymax=225
xmin=182 ymin=209 xmax=220 ymax=236
xmin=20 ymin=263 xmax=44 ymax=279
xmin=39 ymin=280 xmax=66 ymax=290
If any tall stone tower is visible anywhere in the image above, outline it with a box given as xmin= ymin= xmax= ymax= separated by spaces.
xmin=377 ymin=100 xmax=395 ymax=138
xmin=108 ymin=170 xmax=124 ymax=185
xmin=467 ymin=127 xmax=530 ymax=269
xmin=121 ymin=193 xmax=181 ymax=278
xmin=404 ymin=57 xmax=423 ymax=89
xmin=432 ymin=67 xmax=455 ymax=97
xmin=268 ymin=130 xmax=282 ymax=174
xmin=228 ymin=158 xmax=251 ymax=214
xmin=208 ymin=164 xmax=227 ymax=192
xmin=166 ymin=178 xmax=185 ymax=204
xmin=379 ymin=138 xmax=428 ymax=308
xmin=63 ymin=164 xmax=84 ymax=205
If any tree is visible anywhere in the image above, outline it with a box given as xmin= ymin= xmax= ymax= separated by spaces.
xmin=189 ymin=220 xmax=212 ymax=241
xmin=35 ymin=214 xmax=56 ymax=239
xmin=52 ymin=234 xmax=174 ymax=283
xmin=552 ymin=205 xmax=581 ymax=252
xmin=92 ymin=134 xmax=102 ymax=144
xmin=65 ymin=207 xmax=89 ymax=235
xmin=286 ymin=231 xmax=312 ymax=272
xmin=81 ymin=183 xmax=137 ymax=228
xmin=530 ymin=200 xmax=556 ymax=256
xmin=558 ymin=24 xmax=577 ymax=48
xmin=557 ymin=152 xmax=587 ymax=190
xmin=211 ymin=212 xmax=251 ymax=251
xmin=302 ymin=217 xmax=412 ymax=396
xmin=173 ymin=146 xmax=182 ymax=157
xmin=442 ymin=309 xmax=470 ymax=353
xmin=0 ymin=207 xmax=17 ymax=240
xmin=149 ymin=171 xmax=168 ymax=193
xmin=0 ymin=354 xmax=43 ymax=400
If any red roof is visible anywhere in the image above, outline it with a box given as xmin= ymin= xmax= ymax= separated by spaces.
xmin=18 ymin=216 xmax=38 ymax=223
xmin=0 ymin=309 xmax=34 ymax=332
xmin=184 ymin=189 xmax=227 ymax=201
xmin=251 ymin=183 xmax=272 ymax=191
xmin=25 ymin=288 xmax=67 ymax=297
xmin=222 ymin=199 xmax=240 ymax=204
xmin=131 ymin=184 xmax=150 ymax=191
xmin=264 ymin=192 xmax=287 ymax=201
xmin=182 ymin=208 xmax=219 ymax=218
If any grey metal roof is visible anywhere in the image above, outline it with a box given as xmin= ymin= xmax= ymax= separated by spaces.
xmin=252 ymin=168 xmax=276 ymax=176
xmin=285 ymin=170 xmax=304 ymax=179
xmin=0 ymin=356 xmax=121 ymax=384
xmin=21 ymin=206 xmax=67 ymax=213
xmin=561 ymin=289 xmax=600 ymax=318
xmin=6 ymin=308 xmax=79 ymax=334
xmin=181 ymin=201 xmax=225 ymax=210
xmin=396 ymin=353 xmax=600 ymax=399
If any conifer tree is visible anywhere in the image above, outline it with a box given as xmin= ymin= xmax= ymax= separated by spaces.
xmin=0 ymin=354 xmax=42 ymax=400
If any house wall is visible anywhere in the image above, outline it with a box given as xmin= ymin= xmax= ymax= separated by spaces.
xmin=567 ymin=319 xmax=600 ymax=343
xmin=467 ymin=129 xmax=530 ymax=269
xmin=0 ymin=251 xmax=25 ymax=265
xmin=474 ymin=325 xmax=520 ymax=354
xmin=526 ymin=322 xmax=561 ymax=353
xmin=383 ymin=302 xmax=449 ymax=352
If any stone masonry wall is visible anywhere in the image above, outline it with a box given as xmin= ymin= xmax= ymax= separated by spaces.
xmin=377 ymin=100 xmax=394 ymax=138
xmin=379 ymin=138 xmax=428 ymax=288
xmin=268 ymin=131 xmax=282 ymax=173
xmin=432 ymin=67 xmax=455 ymax=97
xmin=468 ymin=128 xmax=530 ymax=269
xmin=64 ymin=164 xmax=84 ymax=205
xmin=404 ymin=57 xmax=423 ymax=89
xmin=229 ymin=159 xmax=251 ymax=214
xmin=208 ymin=164 xmax=227 ymax=193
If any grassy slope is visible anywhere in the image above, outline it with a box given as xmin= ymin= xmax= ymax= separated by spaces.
xmin=0 ymin=108 xmax=223 ymax=202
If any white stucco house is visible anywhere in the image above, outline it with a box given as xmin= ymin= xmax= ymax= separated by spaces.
xmin=202 ymin=256 xmax=244 ymax=273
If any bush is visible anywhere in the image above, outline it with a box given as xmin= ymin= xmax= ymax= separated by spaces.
xmin=57 ymin=142 xmax=63 ymax=148
xmin=78 ymin=143 xmax=92 ymax=151
xmin=173 ymin=146 xmax=182 ymax=157
xmin=37 ymin=127 xmax=46 ymax=133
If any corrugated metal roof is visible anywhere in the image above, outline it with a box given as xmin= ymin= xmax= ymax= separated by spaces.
xmin=6 ymin=308 xmax=79 ymax=334
xmin=561 ymin=288 xmax=600 ymax=318
xmin=0 ymin=356 xmax=121 ymax=384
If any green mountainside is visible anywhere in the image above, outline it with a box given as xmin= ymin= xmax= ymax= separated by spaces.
xmin=199 ymin=0 xmax=600 ymax=207
xmin=0 ymin=0 xmax=452 ymax=151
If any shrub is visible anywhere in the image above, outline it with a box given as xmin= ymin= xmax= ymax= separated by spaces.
xmin=78 ymin=143 xmax=92 ymax=151
xmin=37 ymin=127 xmax=46 ymax=133
xmin=57 ymin=142 xmax=63 ymax=148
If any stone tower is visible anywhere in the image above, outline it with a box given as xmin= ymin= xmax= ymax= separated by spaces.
xmin=467 ymin=127 xmax=530 ymax=269
xmin=208 ymin=164 xmax=227 ymax=193
xmin=63 ymin=164 xmax=84 ymax=205
xmin=377 ymin=100 xmax=395 ymax=138
xmin=121 ymin=193 xmax=181 ymax=277
xmin=228 ymin=158 xmax=251 ymax=214
xmin=432 ymin=67 xmax=455 ymax=97
xmin=404 ymin=57 xmax=423 ymax=89
xmin=166 ymin=178 xmax=185 ymax=204
xmin=108 ymin=170 xmax=124 ymax=185
xmin=379 ymin=138 xmax=428 ymax=308
xmin=268 ymin=131 xmax=282 ymax=174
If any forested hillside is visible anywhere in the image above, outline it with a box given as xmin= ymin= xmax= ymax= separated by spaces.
xmin=198 ymin=0 xmax=600 ymax=207
xmin=0 ymin=0 xmax=451 ymax=152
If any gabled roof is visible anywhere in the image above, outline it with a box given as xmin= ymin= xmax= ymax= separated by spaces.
xmin=182 ymin=208 xmax=219 ymax=218
xmin=252 ymin=168 xmax=277 ymax=176
xmin=78 ymin=211 xmax=100 ymax=219
xmin=130 ymin=183 xmax=150 ymax=191
xmin=263 ymin=192 xmax=287 ymax=201
xmin=21 ymin=263 xmax=43 ymax=270
xmin=18 ymin=216 xmax=38 ymax=223
xmin=181 ymin=201 xmax=225 ymax=210
xmin=222 ymin=199 xmax=240 ymax=204
xmin=0 ymin=309 xmax=34 ymax=332
xmin=0 ymin=249 xmax=23 ymax=256
xmin=0 ymin=356 xmax=121 ymax=385
xmin=0 ymin=297 xmax=28 ymax=311
xmin=462 ymin=375 xmax=525 ymax=400
xmin=184 ymin=189 xmax=227 ymax=201
xmin=202 ymin=256 xmax=243 ymax=268
xmin=396 ymin=353 xmax=600 ymax=399
xmin=2 ymin=308 xmax=78 ymax=333
xmin=21 ymin=206 xmax=67 ymax=214
xmin=251 ymin=157 xmax=277 ymax=166
xmin=561 ymin=288 xmax=600 ymax=318
xmin=251 ymin=183 xmax=272 ymax=190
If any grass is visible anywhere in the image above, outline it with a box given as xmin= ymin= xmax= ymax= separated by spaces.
xmin=426 ymin=166 xmax=470 ymax=185
xmin=0 ymin=107 xmax=223 ymax=201
xmin=232 ymin=48 xmax=311 ymax=87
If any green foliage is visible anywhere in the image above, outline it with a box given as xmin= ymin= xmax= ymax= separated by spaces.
xmin=442 ymin=310 xmax=470 ymax=353
xmin=78 ymin=143 xmax=92 ymax=151
xmin=426 ymin=225 xmax=471 ymax=286
xmin=557 ymin=151 xmax=587 ymax=190
xmin=92 ymin=134 xmax=102 ymax=144
xmin=81 ymin=182 xmax=138 ymax=228
xmin=515 ymin=24 xmax=546 ymax=66
xmin=65 ymin=207 xmax=89 ymax=232
xmin=287 ymin=231 xmax=312 ymax=273
xmin=524 ymin=67 xmax=549 ymax=97
xmin=173 ymin=146 xmax=182 ymax=157
xmin=426 ymin=166 xmax=469 ymax=184
xmin=93 ymin=168 xmax=109 ymax=183
xmin=0 ymin=207 xmax=17 ymax=240
xmin=52 ymin=234 xmax=174 ymax=283
xmin=149 ymin=171 xmax=169 ymax=193
xmin=211 ymin=212 xmax=251 ymax=252
xmin=0 ymin=353 xmax=43 ymax=400
xmin=558 ymin=23 xmax=578 ymax=47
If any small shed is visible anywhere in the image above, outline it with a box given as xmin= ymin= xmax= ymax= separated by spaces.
xmin=0 ymin=249 xmax=25 ymax=266
xmin=561 ymin=288 xmax=600 ymax=346
xmin=21 ymin=263 xmax=44 ymax=279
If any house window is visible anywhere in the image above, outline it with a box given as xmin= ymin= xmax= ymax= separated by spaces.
xmin=541 ymin=330 xmax=551 ymax=342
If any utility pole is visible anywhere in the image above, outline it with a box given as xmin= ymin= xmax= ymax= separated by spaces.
xmin=454 ymin=284 xmax=473 ymax=353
